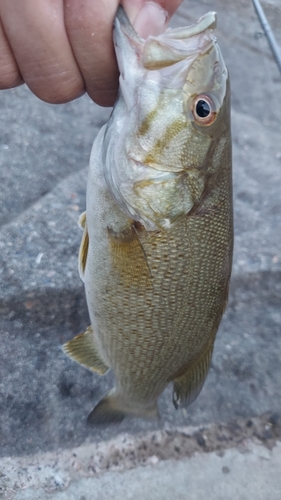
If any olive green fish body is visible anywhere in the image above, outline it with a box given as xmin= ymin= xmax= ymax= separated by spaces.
xmin=63 ymin=8 xmax=233 ymax=424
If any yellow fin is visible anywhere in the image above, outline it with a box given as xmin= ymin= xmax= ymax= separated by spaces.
xmin=87 ymin=393 xmax=126 ymax=426
xmin=78 ymin=212 xmax=89 ymax=280
xmin=173 ymin=343 xmax=214 ymax=409
xmin=78 ymin=211 xmax=86 ymax=229
xmin=63 ymin=326 xmax=109 ymax=375
xmin=87 ymin=390 xmax=158 ymax=426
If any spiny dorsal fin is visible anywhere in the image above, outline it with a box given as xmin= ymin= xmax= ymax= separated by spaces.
xmin=78 ymin=212 xmax=89 ymax=281
xmin=173 ymin=343 xmax=214 ymax=409
xmin=63 ymin=326 xmax=109 ymax=375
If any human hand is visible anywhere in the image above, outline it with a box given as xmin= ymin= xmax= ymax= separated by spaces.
xmin=0 ymin=0 xmax=183 ymax=106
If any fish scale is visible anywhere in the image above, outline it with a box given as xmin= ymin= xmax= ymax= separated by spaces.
xmin=63 ymin=7 xmax=233 ymax=424
xmin=81 ymin=155 xmax=231 ymax=408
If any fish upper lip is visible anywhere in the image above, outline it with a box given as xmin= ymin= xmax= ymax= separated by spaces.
xmin=115 ymin=6 xmax=143 ymax=42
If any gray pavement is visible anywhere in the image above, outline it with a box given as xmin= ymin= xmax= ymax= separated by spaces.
xmin=1 ymin=417 xmax=281 ymax=499
xmin=0 ymin=0 xmax=281 ymax=498
xmin=9 ymin=442 xmax=281 ymax=500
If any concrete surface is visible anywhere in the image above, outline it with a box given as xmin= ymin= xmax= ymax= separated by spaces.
xmin=1 ymin=416 xmax=281 ymax=499
xmin=0 ymin=0 xmax=281 ymax=497
xmin=9 ymin=443 xmax=281 ymax=500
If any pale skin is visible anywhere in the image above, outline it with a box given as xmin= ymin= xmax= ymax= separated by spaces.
xmin=0 ymin=0 xmax=183 ymax=106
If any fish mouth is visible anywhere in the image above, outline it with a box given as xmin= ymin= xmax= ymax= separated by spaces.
xmin=115 ymin=7 xmax=218 ymax=70
xmin=115 ymin=6 xmax=217 ymax=40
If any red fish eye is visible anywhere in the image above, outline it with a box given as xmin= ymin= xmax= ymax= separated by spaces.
xmin=192 ymin=94 xmax=217 ymax=126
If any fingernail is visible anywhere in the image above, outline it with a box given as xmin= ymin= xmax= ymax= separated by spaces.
xmin=133 ymin=2 xmax=168 ymax=38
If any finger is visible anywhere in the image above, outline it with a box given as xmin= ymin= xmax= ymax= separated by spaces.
xmin=64 ymin=0 xmax=183 ymax=107
xmin=0 ymin=19 xmax=23 ymax=89
xmin=0 ymin=0 xmax=84 ymax=103
xmin=64 ymin=0 xmax=120 ymax=107
xmin=123 ymin=0 xmax=184 ymax=37
xmin=123 ymin=0 xmax=183 ymax=20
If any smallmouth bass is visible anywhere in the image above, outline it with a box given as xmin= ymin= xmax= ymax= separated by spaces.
xmin=63 ymin=7 xmax=233 ymax=424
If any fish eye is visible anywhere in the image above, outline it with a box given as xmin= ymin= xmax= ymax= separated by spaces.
xmin=192 ymin=94 xmax=217 ymax=126
xmin=196 ymin=100 xmax=211 ymax=117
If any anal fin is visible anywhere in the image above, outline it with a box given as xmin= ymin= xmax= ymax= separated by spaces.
xmin=63 ymin=326 xmax=109 ymax=375
xmin=173 ymin=343 xmax=214 ymax=409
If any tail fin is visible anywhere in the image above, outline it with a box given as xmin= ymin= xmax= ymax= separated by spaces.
xmin=87 ymin=390 xmax=158 ymax=426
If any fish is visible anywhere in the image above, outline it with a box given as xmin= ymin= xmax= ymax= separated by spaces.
xmin=63 ymin=6 xmax=233 ymax=425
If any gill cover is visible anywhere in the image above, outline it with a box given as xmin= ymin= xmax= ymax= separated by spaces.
xmin=103 ymin=7 xmax=228 ymax=230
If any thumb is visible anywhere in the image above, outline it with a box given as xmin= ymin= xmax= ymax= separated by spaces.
xmin=122 ymin=0 xmax=183 ymax=38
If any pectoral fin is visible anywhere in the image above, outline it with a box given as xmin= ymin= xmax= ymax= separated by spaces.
xmin=173 ymin=343 xmax=214 ymax=409
xmin=78 ymin=212 xmax=89 ymax=280
xmin=107 ymin=222 xmax=152 ymax=284
xmin=63 ymin=326 xmax=109 ymax=375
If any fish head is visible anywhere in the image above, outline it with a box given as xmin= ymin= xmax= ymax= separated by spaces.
xmin=103 ymin=9 xmax=230 ymax=231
